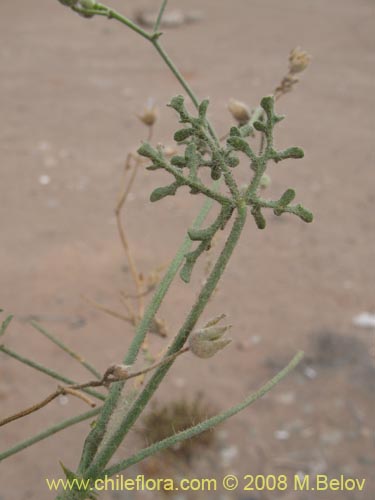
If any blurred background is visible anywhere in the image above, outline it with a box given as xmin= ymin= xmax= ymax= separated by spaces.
xmin=0 ymin=0 xmax=374 ymax=498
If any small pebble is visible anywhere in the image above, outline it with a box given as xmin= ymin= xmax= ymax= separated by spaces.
xmin=59 ymin=395 xmax=69 ymax=406
xmin=303 ymin=366 xmax=317 ymax=379
xmin=274 ymin=429 xmax=290 ymax=440
xmin=220 ymin=445 xmax=238 ymax=465
xmin=39 ymin=174 xmax=51 ymax=186
xmin=353 ymin=312 xmax=375 ymax=328
xmin=320 ymin=429 xmax=343 ymax=445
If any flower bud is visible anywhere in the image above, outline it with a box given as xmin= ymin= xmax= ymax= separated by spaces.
xmin=79 ymin=0 xmax=97 ymax=8
xmin=138 ymin=99 xmax=158 ymax=127
xmin=189 ymin=315 xmax=232 ymax=359
xmin=289 ymin=47 xmax=311 ymax=74
xmin=259 ymin=173 xmax=271 ymax=189
xmin=103 ymin=363 xmax=132 ymax=382
xmin=58 ymin=0 xmax=79 ymax=6
xmin=228 ymin=98 xmax=251 ymax=125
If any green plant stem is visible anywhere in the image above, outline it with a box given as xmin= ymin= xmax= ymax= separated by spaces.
xmin=0 ymin=346 xmax=105 ymax=402
xmin=0 ymin=314 xmax=13 ymax=337
xmin=0 ymin=408 xmax=100 ymax=462
xmin=85 ymin=204 xmax=248 ymax=479
xmin=30 ymin=321 xmax=101 ymax=380
xmin=76 ymin=194 xmax=218 ymax=472
xmin=155 ymin=156 xmax=233 ymax=205
xmin=104 ymin=351 xmax=303 ymax=476
xmin=153 ymin=0 xmax=168 ymax=33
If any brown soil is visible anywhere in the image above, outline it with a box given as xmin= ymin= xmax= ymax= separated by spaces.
xmin=0 ymin=0 xmax=374 ymax=499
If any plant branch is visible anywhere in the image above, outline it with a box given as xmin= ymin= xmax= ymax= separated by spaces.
xmin=153 ymin=0 xmax=168 ymax=33
xmin=0 ymin=348 xmax=189 ymax=429
xmin=0 ymin=408 xmax=101 ymax=462
xmin=85 ymin=204 xmax=247 ymax=478
xmin=30 ymin=321 xmax=101 ymax=380
xmin=104 ymin=351 xmax=304 ymax=476
xmin=75 ymin=190 xmax=219 ymax=471
xmin=0 ymin=345 xmax=105 ymax=402
xmin=0 ymin=387 xmax=96 ymax=428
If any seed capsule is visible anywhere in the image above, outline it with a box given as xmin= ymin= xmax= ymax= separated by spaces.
xmin=189 ymin=315 xmax=232 ymax=359
xmin=228 ymin=98 xmax=251 ymax=125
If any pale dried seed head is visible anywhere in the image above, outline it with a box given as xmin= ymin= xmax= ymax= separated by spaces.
xmin=289 ymin=47 xmax=311 ymax=74
xmin=228 ymin=98 xmax=251 ymax=125
xmin=189 ymin=316 xmax=232 ymax=359
xmin=138 ymin=99 xmax=158 ymax=127
xmin=79 ymin=0 xmax=97 ymax=8
xmin=105 ymin=363 xmax=131 ymax=380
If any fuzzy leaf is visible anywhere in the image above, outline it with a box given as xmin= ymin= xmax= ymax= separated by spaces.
xmin=227 ymin=155 xmax=240 ymax=168
xmin=210 ymin=166 xmax=221 ymax=180
xmin=253 ymin=121 xmax=267 ymax=133
xmin=294 ymin=204 xmax=313 ymax=223
xmin=229 ymin=127 xmax=241 ymax=137
xmin=278 ymin=188 xmax=296 ymax=207
xmin=0 ymin=314 xmax=13 ymax=338
xmin=174 ymin=128 xmax=194 ymax=142
xmin=251 ymin=206 xmax=266 ymax=229
xmin=150 ymin=182 xmax=179 ymax=202
xmin=273 ymin=147 xmax=304 ymax=163
xmin=198 ymin=99 xmax=209 ymax=121
xmin=260 ymin=95 xmax=274 ymax=115
xmin=188 ymin=226 xmax=214 ymax=241
xmin=185 ymin=143 xmax=200 ymax=180
xmin=239 ymin=123 xmax=254 ymax=137
xmin=137 ymin=143 xmax=159 ymax=161
xmin=226 ymin=136 xmax=255 ymax=159
xmin=171 ymin=155 xmax=187 ymax=168
xmin=168 ymin=95 xmax=189 ymax=122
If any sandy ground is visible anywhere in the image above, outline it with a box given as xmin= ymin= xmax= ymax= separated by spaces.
xmin=0 ymin=0 xmax=374 ymax=499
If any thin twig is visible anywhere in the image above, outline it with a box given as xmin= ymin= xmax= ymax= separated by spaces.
xmin=103 ymin=352 xmax=304 ymax=477
xmin=81 ymin=295 xmax=134 ymax=324
xmin=115 ymin=153 xmax=144 ymax=315
xmin=0 ymin=348 xmax=189 ymax=428
xmin=30 ymin=321 xmax=101 ymax=379
xmin=0 ymin=387 xmax=96 ymax=428
xmin=0 ymin=407 xmax=101 ymax=461
xmin=0 ymin=345 xmax=105 ymax=402
xmin=153 ymin=0 xmax=168 ymax=33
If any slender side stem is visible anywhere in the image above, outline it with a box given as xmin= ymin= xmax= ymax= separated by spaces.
xmin=160 ymin=159 xmax=233 ymax=205
xmin=0 ymin=346 xmax=105 ymax=402
xmin=0 ymin=408 xmax=101 ymax=462
xmin=0 ymin=314 xmax=13 ymax=337
xmin=30 ymin=322 xmax=101 ymax=380
xmin=153 ymin=0 xmax=168 ymax=33
xmin=115 ymin=155 xmax=145 ymax=316
xmin=85 ymin=204 xmax=247 ymax=478
xmin=104 ymin=351 xmax=303 ymax=476
xmin=73 ymin=4 xmax=152 ymax=41
xmin=152 ymin=40 xmax=219 ymax=144
xmin=75 ymin=194 xmax=218 ymax=471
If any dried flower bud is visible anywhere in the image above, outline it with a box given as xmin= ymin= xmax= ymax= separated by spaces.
xmin=163 ymin=146 xmax=178 ymax=158
xmin=58 ymin=0 xmax=79 ymax=6
xmin=138 ymin=99 xmax=158 ymax=127
xmin=259 ymin=173 xmax=271 ymax=189
xmin=103 ymin=363 xmax=132 ymax=382
xmin=228 ymin=98 xmax=251 ymax=125
xmin=189 ymin=315 xmax=232 ymax=359
xmin=79 ymin=0 xmax=97 ymax=8
xmin=289 ymin=47 xmax=311 ymax=74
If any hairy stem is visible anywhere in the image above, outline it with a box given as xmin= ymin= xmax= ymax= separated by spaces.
xmin=30 ymin=321 xmax=101 ymax=379
xmin=85 ymin=204 xmax=247 ymax=479
xmin=0 ymin=407 xmax=100 ymax=462
xmin=0 ymin=345 xmax=105 ymax=402
xmin=75 ymin=194 xmax=218 ymax=472
xmin=104 ymin=351 xmax=303 ymax=476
